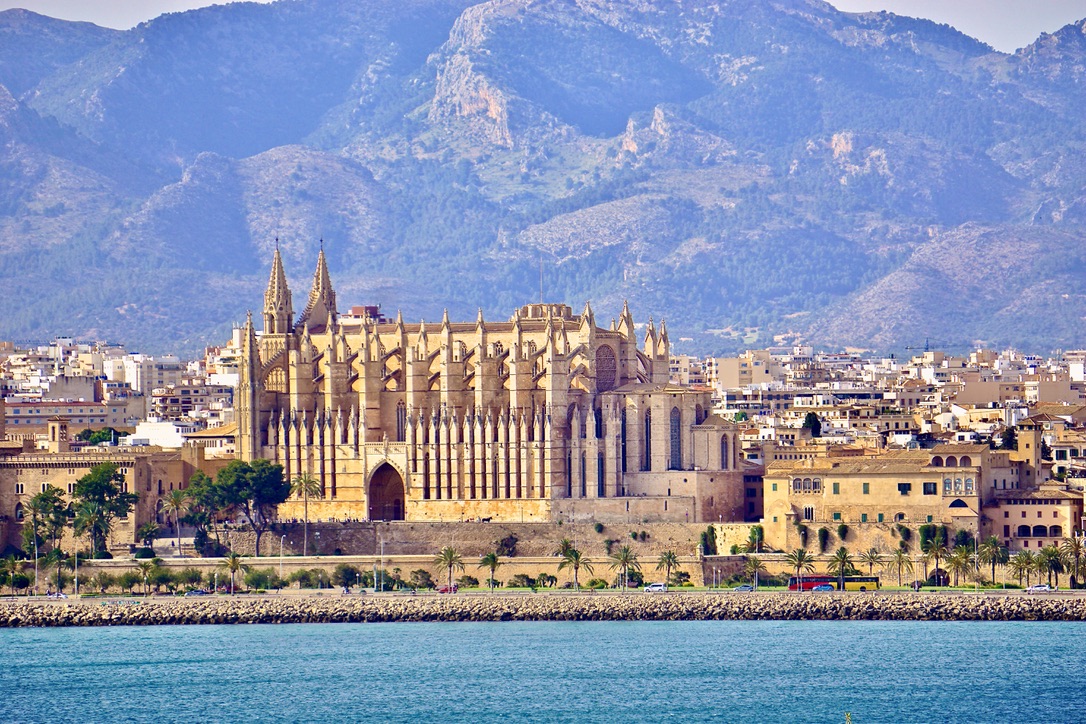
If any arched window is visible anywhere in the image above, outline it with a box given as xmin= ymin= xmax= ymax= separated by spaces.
xmin=954 ymin=478 xmax=962 ymax=493
xmin=945 ymin=456 xmax=958 ymax=467
xmin=959 ymin=456 xmax=972 ymax=467
xmin=803 ymin=478 xmax=812 ymax=492
xmin=948 ymin=499 xmax=969 ymax=509
xmin=594 ymin=406 xmax=603 ymax=440
xmin=931 ymin=456 xmax=943 ymax=467
xmin=580 ymin=454 xmax=587 ymax=498
xmin=620 ymin=409 xmax=628 ymax=474
xmin=803 ymin=506 xmax=814 ymax=521
xmin=964 ymin=478 xmax=974 ymax=494
xmin=944 ymin=478 xmax=953 ymax=495
xmin=793 ymin=478 xmax=802 ymax=492
xmin=566 ymin=451 xmax=573 ymax=498
xmin=396 ymin=401 xmax=406 ymax=442
xmin=894 ymin=512 xmax=907 ymax=522
xmin=1017 ymin=525 xmax=1031 ymax=537
xmin=14 ymin=503 xmax=23 ymax=521
xmin=1033 ymin=525 xmax=1048 ymax=538
xmin=812 ymin=478 xmax=822 ymax=493
xmin=1051 ymin=525 xmax=1063 ymax=538
xmin=643 ymin=409 xmax=652 ymax=472
xmin=695 ymin=404 xmax=705 ymax=425
xmin=721 ymin=435 xmax=729 ymax=470
xmin=669 ymin=407 xmax=682 ymax=470
xmin=595 ymin=345 xmax=617 ymax=392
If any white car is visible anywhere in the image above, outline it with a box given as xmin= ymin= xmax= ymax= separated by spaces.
xmin=1026 ymin=583 xmax=1052 ymax=593
xmin=644 ymin=582 xmax=668 ymax=592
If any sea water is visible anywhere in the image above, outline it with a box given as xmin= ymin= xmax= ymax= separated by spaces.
xmin=2 ymin=620 xmax=1083 ymax=722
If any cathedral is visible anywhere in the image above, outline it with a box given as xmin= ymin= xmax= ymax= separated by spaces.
xmin=236 ymin=249 xmax=748 ymax=524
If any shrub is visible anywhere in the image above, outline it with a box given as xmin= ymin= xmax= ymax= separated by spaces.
xmin=92 ymin=551 xmax=113 ymax=560
xmin=585 ymin=578 xmax=609 ymax=589
xmin=456 ymin=575 xmax=480 ymax=589
xmin=630 ymin=531 xmax=638 ymax=541
xmin=11 ymin=573 xmax=30 ymax=592
xmin=409 ymin=569 xmax=434 ymax=589
xmin=245 ymin=568 xmax=282 ymax=590
xmin=837 ymin=524 xmax=849 ymax=541
xmin=639 ymin=530 xmax=649 ymax=542
xmin=730 ymin=544 xmax=740 ymax=555
xmin=149 ymin=568 xmax=175 ymax=593
xmin=331 ymin=563 xmax=361 ymax=588
xmin=612 ymin=569 xmax=644 ymax=588
xmin=700 ymin=527 xmax=718 ymax=556
xmin=953 ymin=530 xmax=974 ymax=549
xmin=289 ymin=568 xmax=331 ymax=589
xmin=604 ymin=538 xmax=618 ymax=555
xmin=594 ymin=523 xmax=604 ymax=534
xmin=817 ymin=527 xmax=830 ymax=553
xmin=496 ymin=534 xmax=518 ymax=557
xmin=536 ymin=573 xmax=557 ymax=587
xmin=118 ymin=571 xmax=141 ymax=593
xmin=508 ymin=574 xmax=536 ymax=588
xmin=897 ymin=524 xmax=911 ymax=542
xmin=133 ymin=547 xmax=156 ymax=559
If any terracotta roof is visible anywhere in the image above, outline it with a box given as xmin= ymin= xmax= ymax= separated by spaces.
xmin=182 ymin=422 xmax=237 ymax=439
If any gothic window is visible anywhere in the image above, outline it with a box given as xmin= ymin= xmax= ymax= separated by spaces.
xmin=803 ymin=506 xmax=814 ymax=521
xmin=396 ymin=401 xmax=406 ymax=442
xmin=580 ymin=454 xmax=587 ymax=498
xmin=620 ymin=409 xmax=628 ymax=474
xmin=266 ymin=367 xmax=286 ymax=393
xmin=595 ymin=346 xmax=617 ymax=392
xmin=643 ymin=409 xmax=652 ymax=472
xmin=594 ymin=406 xmax=603 ymax=439
xmin=696 ymin=405 xmax=704 ymax=425
xmin=567 ymin=451 xmax=573 ymax=497
xmin=669 ymin=407 xmax=682 ymax=470
xmin=14 ymin=503 xmax=23 ymax=521
xmin=721 ymin=435 xmax=729 ymax=470
xmin=598 ymin=453 xmax=605 ymax=498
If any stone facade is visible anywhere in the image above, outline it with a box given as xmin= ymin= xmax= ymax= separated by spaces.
xmin=237 ymin=249 xmax=745 ymax=524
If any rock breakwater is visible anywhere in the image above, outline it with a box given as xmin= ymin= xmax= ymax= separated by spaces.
xmin=3 ymin=592 xmax=1086 ymax=627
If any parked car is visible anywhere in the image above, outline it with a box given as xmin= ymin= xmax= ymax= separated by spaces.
xmin=644 ymin=582 xmax=668 ymax=593
xmin=732 ymin=584 xmax=754 ymax=592
xmin=1026 ymin=583 xmax=1052 ymax=593
xmin=183 ymin=589 xmax=210 ymax=597
xmin=812 ymin=584 xmax=835 ymax=592
xmin=436 ymin=584 xmax=458 ymax=594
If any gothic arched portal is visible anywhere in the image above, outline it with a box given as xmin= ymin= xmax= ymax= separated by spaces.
xmin=368 ymin=464 xmax=405 ymax=521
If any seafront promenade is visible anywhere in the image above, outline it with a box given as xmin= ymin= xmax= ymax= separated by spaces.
xmin=4 ymin=590 xmax=1086 ymax=627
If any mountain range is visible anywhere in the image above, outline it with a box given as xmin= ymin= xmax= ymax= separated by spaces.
xmin=2 ymin=0 xmax=1086 ymax=355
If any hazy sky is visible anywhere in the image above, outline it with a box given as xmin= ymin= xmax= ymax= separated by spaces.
xmin=1 ymin=0 xmax=1084 ymax=52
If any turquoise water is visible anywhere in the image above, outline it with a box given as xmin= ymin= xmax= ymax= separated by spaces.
xmin=2 ymin=620 xmax=1083 ymax=722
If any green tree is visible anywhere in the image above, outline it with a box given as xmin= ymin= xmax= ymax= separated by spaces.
xmin=785 ymin=548 xmax=815 ymax=587
xmin=978 ymin=536 xmax=1008 ymax=584
xmin=744 ymin=556 xmax=767 ymax=589
xmin=656 ymin=550 xmax=681 ymax=586
xmin=22 ymin=486 xmax=69 ymax=556
xmin=433 ymin=547 xmax=464 ymax=590
xmin=135 ymin=560 xmax=156 ymax=595
xmin=137 ymin=522 xmax=161 ymax=548
xmin=827 ymin=547 xmax=854 ymax=590
xmin=1009 ymin=551 xmax=1035 ymax=586
xmin=331 ymin=563 xmax=360 ymax=589
xmin=802 ymin=412 xmax=822 ymax=438
xmin=1037 ymin=545 xmax=1066 ymax=587
xmin=162 ymin=489 xmax=190 ymax=558
xmin=91 ymin=570 xmax=116 ymax=594
xmin=947 ymin=546 xmax=973 ymax=587
xmin=478 ymin=552 xmax=502 ymax=592
xmin=608 ymin=545 xmax=640 ymax=592
xmin=179 ymin=567 xmax=204 ymax=590
xmin=219 ymin=552 xmax=248 ymax=594
xmin=558 ymin=548 xmax=593 ymax=590
xmin=2 ymin=556 xmax=25 ymax=597
xmin=1060 ymin=537 xmax=1085 ymax=588
xmin=72 ymin=463 xmax=138 ymax=556
xmin=184 ymin=471 xmax=227 ymax=553
xmin=858 ymin=548 xmax=883 ymax=576
xmin=888 ymin=548 xmax=914 ymax=587
xmin=290 ymin=472 xmax=322 ymax=557
xmin=921 ymin=533 xmax=949 ymax=586
xmin=118 ymin=570 xmax=141 ymax=594
xmin=216 ymin=459 xmax=290 ymax=556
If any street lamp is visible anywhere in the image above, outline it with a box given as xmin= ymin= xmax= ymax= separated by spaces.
xmin=279 ymin=535 xmax=286 ymax=581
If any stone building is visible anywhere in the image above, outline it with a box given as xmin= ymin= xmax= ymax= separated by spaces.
xmin=236 ymin=249 xmax=746 ymax=524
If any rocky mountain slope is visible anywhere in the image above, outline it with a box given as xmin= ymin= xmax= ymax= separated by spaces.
xmin=1 ymin=0 xmax=1085 ymax=354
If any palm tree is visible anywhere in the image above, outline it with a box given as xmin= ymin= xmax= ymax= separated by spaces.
xmin=478 ymin=552 xmax=502 ymax=592
xmin=553 ymin=538 xmax=574 ymax=557
xmin=1060 ymin=537 xmax=1085 ymax=588
xmin=434 ymin=547 xmax=464 ymax=590
xmin=219 ymin=552 xmax=247 ymax=594
xmin=744 ymin=556 xmax=767 ymax=589
xmin=888 ymin=549 xmax=914 ymax=587
xmin=1010 ymin=550 xmax=1035 ymax=586
xmin=858 ymin=548 xmax=883 ymax=575
xmin=785 ymin=548 xmax=815 ymax=589
xmin=135 ymin=560 xmax=156 ymax=596
xmin=826 ymin=547 xmax=854 ymax=590
xmin=2 ymin=556 xmax=24 ymax=596
xmin=290 ymin=473 xmax=321 ymax=557
xmin=73 ymin=502 xmax=107 ymax=556
xmin=948 ymin=546 xmax=973 ymax=587
xmin=656 ymin=550 xmax=680 ymax=586
xmin=978 ymin=536 xmax=1008 ymax=585
xmin=162 ymin=489 xmax=190 ymax=558
xmin=608 ymin=545 xmax=640 ymax=592
xmin=922 ymin=537 xmax=949 ymax=586
xmin=1038 ymin=545 xmax=1066 ymax=587
xmin=558 ymin=548 xmax=593 ymax=590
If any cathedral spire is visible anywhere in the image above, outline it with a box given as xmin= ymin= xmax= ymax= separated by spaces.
xmin=296 ymin=242 xmax=337 ymax=333
xmin=263 ymin=243 xmax=293 ymax=334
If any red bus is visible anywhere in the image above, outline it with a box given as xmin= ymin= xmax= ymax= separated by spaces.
xmin=787 ymin=575 xmax=880 ymax=591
